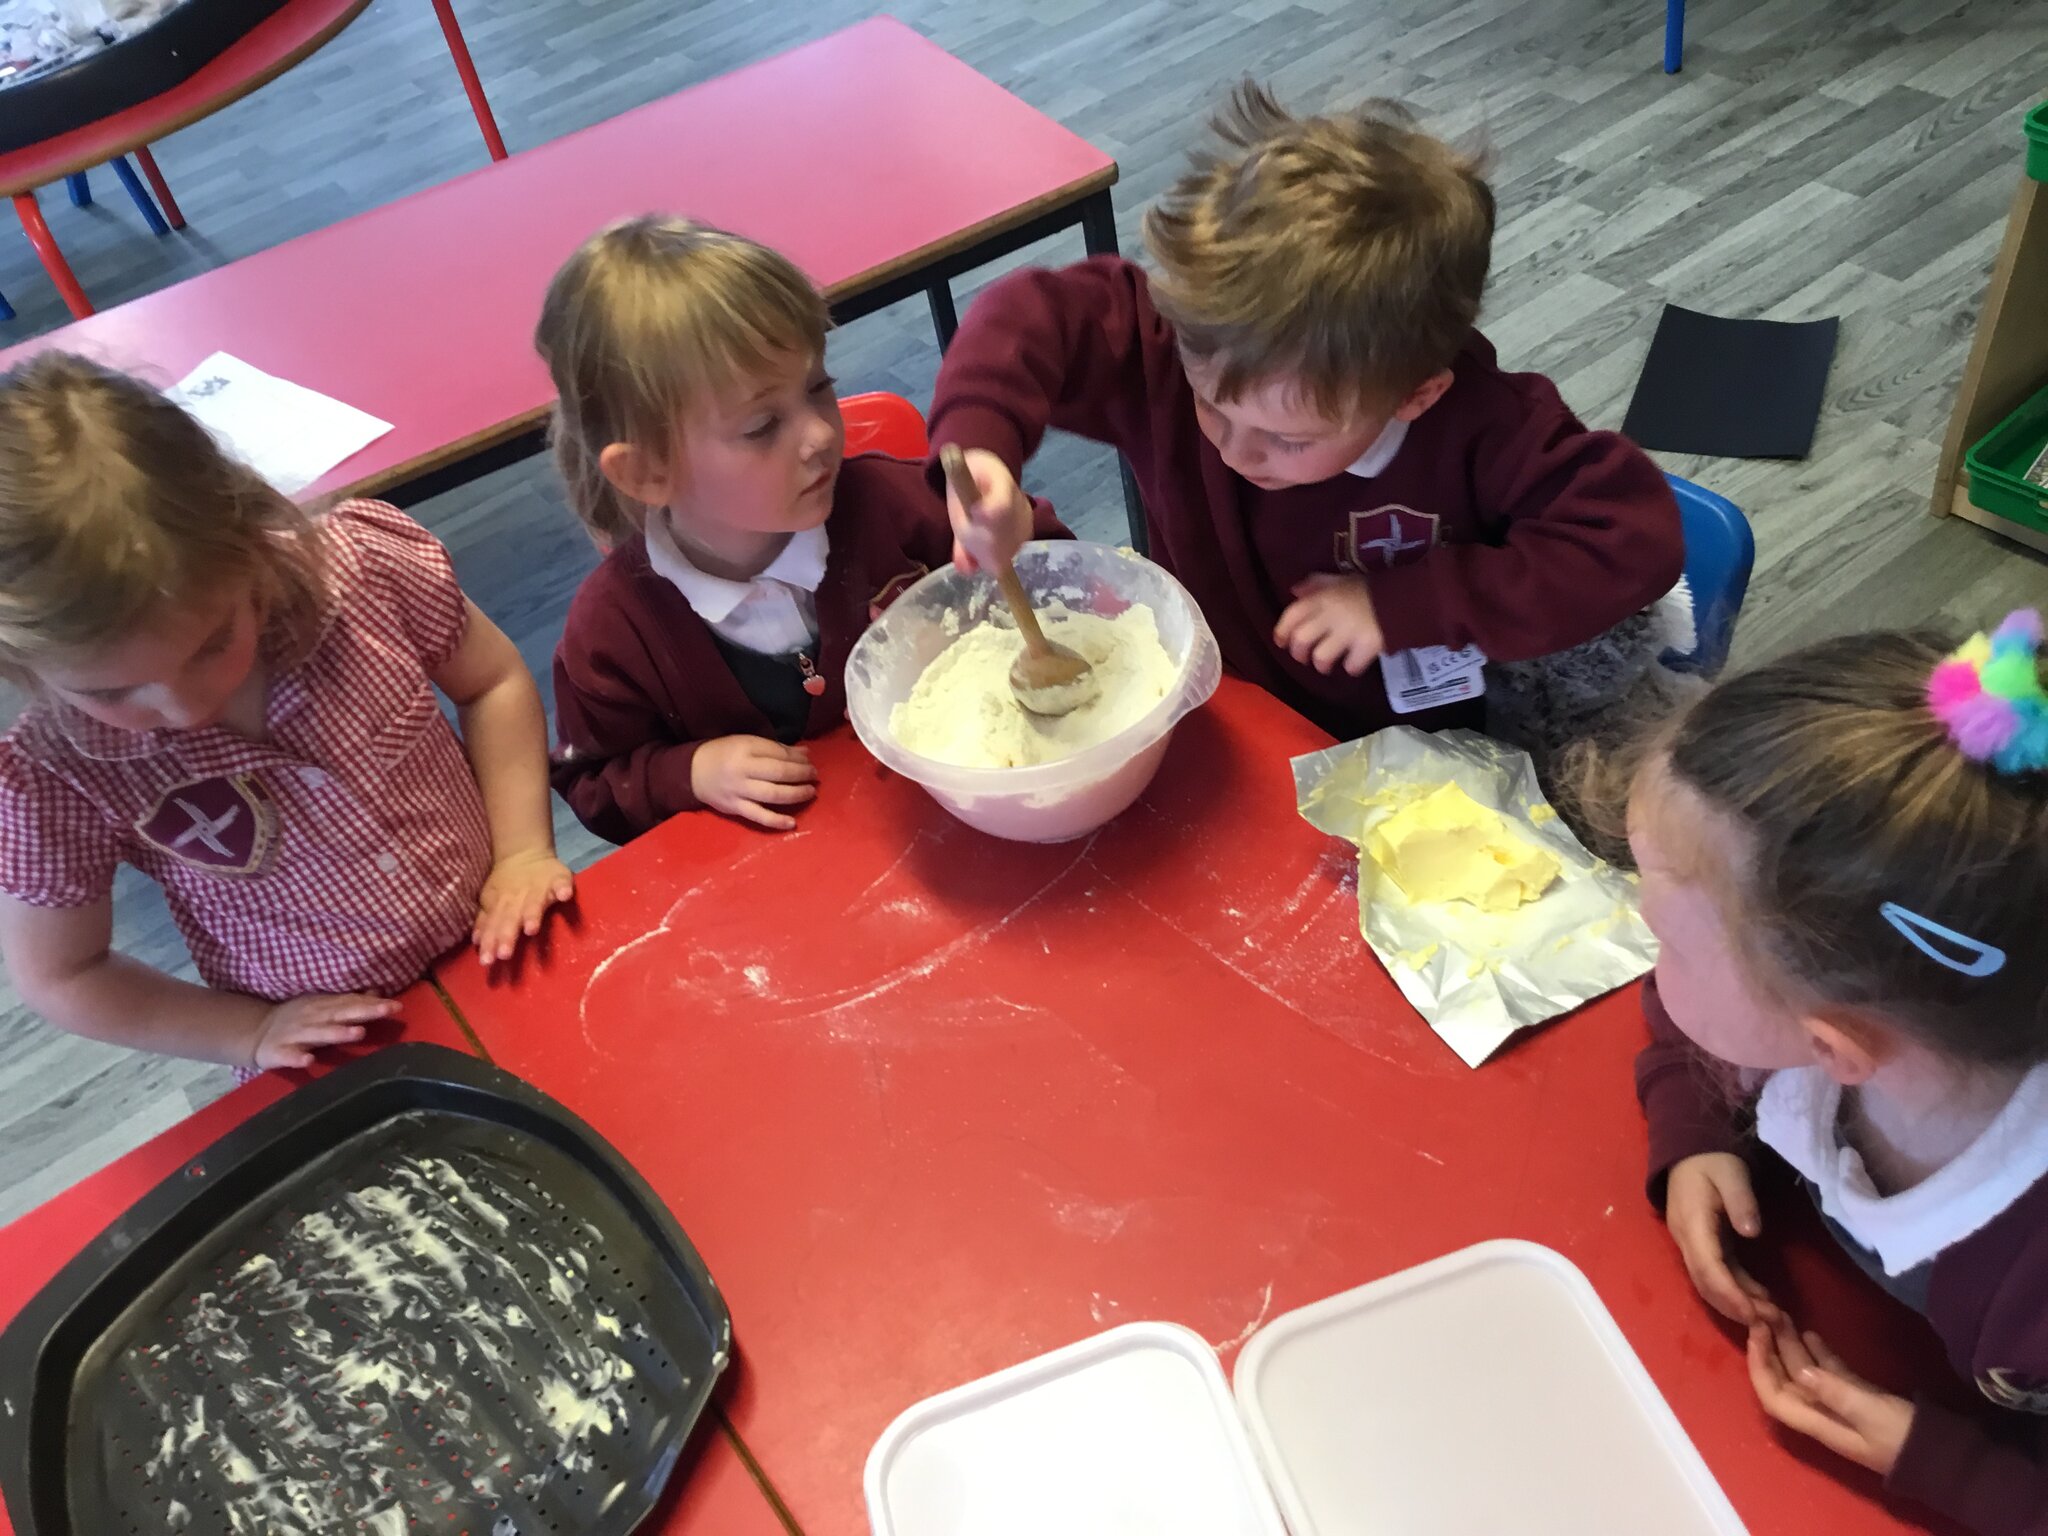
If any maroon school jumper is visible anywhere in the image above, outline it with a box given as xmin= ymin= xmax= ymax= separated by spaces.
xmin=1638 ymin=978 xmax=2048 ymax=1535
xmin=552 ymin=454 xmax=1065 ymax=844
xmin=927 ymin=256 xmax=1684 ymax=741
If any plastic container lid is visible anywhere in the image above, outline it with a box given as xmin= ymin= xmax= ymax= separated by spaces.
xmin=1233 ymin=1240 xmax=1747 ymax=1535
xmin=865 ymin=1321 xmax=1288 ymax=1536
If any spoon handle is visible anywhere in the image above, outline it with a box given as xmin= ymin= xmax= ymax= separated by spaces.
xmin=939 ymin=444 xmax=1052 ymax=657
xmin=992 ymin=559 xmax=1053 ymax=657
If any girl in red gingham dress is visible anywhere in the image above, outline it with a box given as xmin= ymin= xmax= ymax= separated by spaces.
xmin=0 ymin=354 xmax=574 ymax=1073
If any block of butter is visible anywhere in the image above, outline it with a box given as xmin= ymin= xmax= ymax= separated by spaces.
xmin=1367 ymin=781 xmax=1562 ymax=912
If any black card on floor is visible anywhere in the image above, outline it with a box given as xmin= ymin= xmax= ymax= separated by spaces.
xmin=1622 ymin=304 xmax=1839 ymax=459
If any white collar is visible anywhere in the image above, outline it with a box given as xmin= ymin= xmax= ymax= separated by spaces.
xmin=1345 ymin=418 xmax=1409 ymax=479
xmin=645 ymin=519 xmax=829 ymax=624
xmin=1757 ymin=1063 xmax=2048 ymax=1275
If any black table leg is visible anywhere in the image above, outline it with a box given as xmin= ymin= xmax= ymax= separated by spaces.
xmin=1077 ymin=190 xmax=1147 ymax=550
xmin=927 ymin=280 xmax=959 ymax=351
xmin=1081 ymin=188 xmax=1119 ymax=255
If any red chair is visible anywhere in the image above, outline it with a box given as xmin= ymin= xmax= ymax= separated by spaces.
xmin=3 ymin=0 xmax=503 ymax=321
xmin=840 ymin=390 xmax=928 ymax=458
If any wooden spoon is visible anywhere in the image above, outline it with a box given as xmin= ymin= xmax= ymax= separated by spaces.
xmin=939 ymin=445 xmax=1100 ymax=717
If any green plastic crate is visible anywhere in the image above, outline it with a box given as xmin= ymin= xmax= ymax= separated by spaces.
xmin=2031 ymin=99 xmax=2048 ymax=181
xmin=1966 ymin=380 xmax=2048 ymax=533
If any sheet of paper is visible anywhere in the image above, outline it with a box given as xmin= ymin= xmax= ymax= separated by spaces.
xmin=2025 ymin=436 xmax=2048 ymax=490
xmin=166 ymin=353 xmax=392 ymax=495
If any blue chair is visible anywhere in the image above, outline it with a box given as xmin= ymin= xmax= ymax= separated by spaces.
xmin=1664 ymin=472 xmax=1753 ymax=674
xmin=67 ymin=160 xmax=172 ymax=236
xmin=1665 ymin=0 xmax=1685 ymax=71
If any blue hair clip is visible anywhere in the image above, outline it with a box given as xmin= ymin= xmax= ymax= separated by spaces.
xmin=1879 ymin=902 xmax=2005 ymax=978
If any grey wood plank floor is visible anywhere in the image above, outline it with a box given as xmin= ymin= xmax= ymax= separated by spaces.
xmin=1 ymin=0 xmax=2044 ymax=1222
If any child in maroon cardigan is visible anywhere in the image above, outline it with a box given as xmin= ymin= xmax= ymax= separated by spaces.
xmin=537 ymin=217 xmax=1059 ymax=843
xmin=929 ymin=83 xmax=1683 ymax=747
xmin=1622 ymin=614 xmax=2048 ymax=1534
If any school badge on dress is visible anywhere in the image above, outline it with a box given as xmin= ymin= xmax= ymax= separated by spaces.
xmin=134 ymin=775 xmax=276 ymax=876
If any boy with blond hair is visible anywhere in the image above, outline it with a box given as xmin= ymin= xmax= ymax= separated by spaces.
xmin=935 ymin=83 xmax=1684 ymax=742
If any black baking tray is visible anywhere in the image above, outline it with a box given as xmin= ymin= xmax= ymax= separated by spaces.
xmin=0 ymin=0 xmax=294 ymax=155
xmin=0 ymin=1043 xmax=732 ymax=1536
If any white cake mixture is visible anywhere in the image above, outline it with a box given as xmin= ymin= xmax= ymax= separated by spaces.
xmin=890 ymin=603 xmax=1179 ymax=768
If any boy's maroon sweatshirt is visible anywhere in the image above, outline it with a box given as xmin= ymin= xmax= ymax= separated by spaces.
xmin=927 ymin=256 xmax=1683 ymax=740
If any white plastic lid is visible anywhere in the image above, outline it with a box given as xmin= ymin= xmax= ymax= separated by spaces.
xmin=1233 ymin=1240 xmax=1748 ymax=1535
xmin=865 ymin=1320 xmax=1289 ymax=1536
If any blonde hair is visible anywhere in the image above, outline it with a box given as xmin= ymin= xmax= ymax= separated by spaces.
xmin=534 ymin=215 xmax=830 ymax=546
xmin=0 ymin=352 xmax=326 ymax=680
xmin=1143 ymin=81 xmax=1494 ymax=418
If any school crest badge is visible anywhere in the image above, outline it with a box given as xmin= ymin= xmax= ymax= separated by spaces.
xmin=1335 ymin=505 xmax=1440 ymax=571
xmin=135 ymin=775 xmax=275 ymax=876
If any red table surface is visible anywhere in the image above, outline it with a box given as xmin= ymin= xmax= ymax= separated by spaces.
xmin=0 ymin=16 xmax=1115 ymax=501
xmin=0 ymin=0 xmax=369 ymax=196
xmin=439 ymin=679 xmax=1958 ymax=1536
xmin=0 ymin=982 xmax=787 ymax=1536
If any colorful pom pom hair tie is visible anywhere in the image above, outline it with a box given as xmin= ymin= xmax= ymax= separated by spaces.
xmin=1927 ymin=608 xmax=2048 ymax=776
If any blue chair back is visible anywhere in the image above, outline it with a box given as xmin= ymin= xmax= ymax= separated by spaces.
xmin=1665 ymin=472 xmax=1753 ymax=674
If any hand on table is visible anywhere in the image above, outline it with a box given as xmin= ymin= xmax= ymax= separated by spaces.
xmin=943 ymin=447 xmax=1035 ymax=575
xmin=1666 ymin=1152 xmax=1774 ymax=1326
xmin=1274 ymin=574 xmax=1384 ymax=676
xmin=251 ymin=992 xmax=398 ymax=1070
xmin=474 ymin=848 xmax=576 ymax=964
xmin=1749 ymin=1314 xmax=1914 ymax=1476
xmin=693 ymin=736 xmax=818 ymax=832
xmin=1669 ymin=1155 xmax=1915 ymax=1475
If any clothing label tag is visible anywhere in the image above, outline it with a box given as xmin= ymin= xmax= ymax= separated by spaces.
xmin=1383 ymin=644 xmax=1486 ymax=714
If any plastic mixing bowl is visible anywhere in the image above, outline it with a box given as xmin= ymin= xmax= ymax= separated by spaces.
xmin=846 ymin=541 xmax=1222 ymax=842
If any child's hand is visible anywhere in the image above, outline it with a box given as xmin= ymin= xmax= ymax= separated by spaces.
xmin=1666 ymin=1151 xmax=1772 ymax=1325
xmin=692 ymin=736 xmax=818 ymax=831
xmin=252 ymin=993 xmax=398 ymax=1070
xmin=474 ymin=849 xmax=576 ymax=965
xmin=1748 ymin=1316 xmax=1914 ymax=1475
xmin=942 ymin=447 xmax=1034 ymax=575
xmin=1274 ymin=574 xmax=1384 ymax=675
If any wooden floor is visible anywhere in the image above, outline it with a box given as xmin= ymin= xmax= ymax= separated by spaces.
xmin=1 ymin=0 xmax=2044 ymax=1222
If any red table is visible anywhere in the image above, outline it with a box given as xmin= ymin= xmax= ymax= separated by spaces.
xmin=0 ymin=980 xmax=788 ymax=1536
xmin=0 ymin=17 xmax=1119 ymax=507
xmin=1 ymin=0 xmax=506 ymax=319
xmin=439 ymin=679 xmax=1958 ymax=1535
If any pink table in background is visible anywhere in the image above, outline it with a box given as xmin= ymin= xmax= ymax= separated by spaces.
xmin=438 ymin=679 xmax=1960 ymax=1536
xmin=0 ymin=16 xmax=1119 ymax=507
xmin=0 ymin=988 xmax=790 ymax=1536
